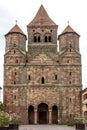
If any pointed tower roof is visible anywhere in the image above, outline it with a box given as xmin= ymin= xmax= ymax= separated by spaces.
xmin=58 ymin=25 xmax=80 ymax=38
xmin=28 ymin=5 xmax=57 ymax=27
xmin=62 ymin=25 xmax=77 ymax=33
xmin=5 ymin=24 xmax=27 ymax=39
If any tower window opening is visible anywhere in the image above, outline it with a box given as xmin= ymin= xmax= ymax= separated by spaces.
xmin=70 ymin=98 xmax=71 ymax=102
xmin=45 ymin=33 xmax=52 ymax=42
xmin=69 ymin=72 xmax=72 ymax=75
xmin=67 ymin=60 xmax=69 ymax=63
xmin=38 ymin=36 xmax=40 ymax=42
xmin=69 ymin=81 xmax=71 ymax=84
xmin=14 ymin=50 xmax=15 ymax=54
xmin=14 ymin=72 xmax=17 ymax=75
xmin=34 ymin=36 xmax=37 ymax=42
xmin=14 ymin=81 xmax=16 ymax=84
xmin=42 ymin=77 xmax=45 ymax=84
xmin=28 ymin=75 xmax=31 ymax=80
xmin=33 ymin=33 xmax=41 ymax=42
xmin=26 ymin=59 xmax=28 ymax=63
xmin=45 ymin=36 xmax=47 ymax=42
xmin=49 ymin=36 xmax=51 ymax=42
xmin=14 ymin=95 xmax=16 ymax=99
xmin=55 ymin=75 xmax=57 ymax=80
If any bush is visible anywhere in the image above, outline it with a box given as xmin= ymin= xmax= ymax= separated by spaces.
xmin=0 ymin=111 xmax=9 ymax=126
xmin=9 ymin=113 xmax=20 ymax=124
xmin=74 ymin=115 xmax=84 ymax=124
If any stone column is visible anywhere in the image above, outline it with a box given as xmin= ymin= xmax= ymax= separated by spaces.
xmin=34 ymin=109 xmax=37 ymax=124
xmin=49 ymin=109 xmax=52 ymax=124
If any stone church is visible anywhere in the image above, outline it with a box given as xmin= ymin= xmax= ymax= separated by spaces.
xmin=4 ymin=5 xmax=82 ymax=124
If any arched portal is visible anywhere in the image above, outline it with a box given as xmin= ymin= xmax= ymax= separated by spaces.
xmin=28 ymin=105 xmax=34 ymax=124
xmin=52 ymin=105 xmax=58 ymax=124
xmin=38 ymin=103 xmax=48 ymax=124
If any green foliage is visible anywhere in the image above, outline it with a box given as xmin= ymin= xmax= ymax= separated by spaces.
xmin=0 ymin=102 xmax=4 ymax=111
xmin=58 ymin=121 xmax=74 ymax=126
xmin=0 ymin=111 xmax=9 ymax=126
xmin=10 ymin=113 xmax=20 ymax=124
xmin=74 ymin=115 xmax=84 ymax=124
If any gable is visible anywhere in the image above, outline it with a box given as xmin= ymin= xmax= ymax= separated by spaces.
xmin=59 ymin=47 xmax=81 ymax=58
xmin=4 ymin=48 xmax=26 ymax=64
xmin=4 ymin=47 xmax=25 ymax=57
xmin=30 ymin=53 xmax=57 ymax=65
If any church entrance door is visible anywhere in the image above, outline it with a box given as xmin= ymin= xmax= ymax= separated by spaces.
xmin=38 ymin=103 xmax=48 ymax=124
xmin=28 ymin=105 xmax=34 ymax=124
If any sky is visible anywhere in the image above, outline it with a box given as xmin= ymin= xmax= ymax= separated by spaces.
xmin=0 ymin=0 xmax=87 ymax=101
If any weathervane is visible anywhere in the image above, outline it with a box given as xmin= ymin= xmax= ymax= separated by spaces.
xmin=68 ymin=21 xmax=69 ymax=25
xmin=16 ymin=20 xmax=17 ymax=24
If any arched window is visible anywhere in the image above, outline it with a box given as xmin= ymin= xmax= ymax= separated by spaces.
xmin=33 ymin=33 xmax=41 ymax=42
xmin=44 ymin=33 xmax=52 ymax=42
xmin=49 ymin=36 xmax=51 ymax=42
xmin=42 ymin=77 xmax=45 ymax=84
xmin=34 ymin=36 xmax=37 ymax=42
xmin=45 ymin=36 xmax=47 ymax=42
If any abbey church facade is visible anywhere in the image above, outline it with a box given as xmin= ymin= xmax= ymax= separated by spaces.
xmin=4 ymin=5 xmax=82 ymax=124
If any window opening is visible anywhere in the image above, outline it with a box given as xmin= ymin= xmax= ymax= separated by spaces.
xmin=14 ymin=50 xmax=15 ymax=54
xmin=28 ymin=75 xmax=30 ymax=80
xmin=67 ymin=60 xmax=69 ymax=63
xmin=45 ymin=36 xmax=47 ymax=42
xmin=38 ymin=36 xmax=40 ymax=42
xmin=15 ymin=72 xmax=17 ymax=75
xmin=49 ymin=36 xmax=51 ymax=42
xmin=14 ymin=95 xmax=16 ymax=99
xmin=69 ymin=72 xmax=71 ymax=75
xmin=55 ymin=75 xmax=57 ymax=80
xmin=69 ymin=81 xmax=71 ymax=84
xmin=34 ymin=36 xmax=37 ymax=42
xmin=42 ymin=77 xmax=45 ymax=84
xmin=14 ymin=81 xmax=16 ymax=84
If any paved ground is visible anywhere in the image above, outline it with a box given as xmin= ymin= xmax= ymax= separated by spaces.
xmin=19 ymin=125 xmax=75 ymax=130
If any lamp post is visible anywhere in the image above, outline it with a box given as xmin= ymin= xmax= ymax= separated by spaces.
xmin=0 ymin=86 xmax=2 ymax=102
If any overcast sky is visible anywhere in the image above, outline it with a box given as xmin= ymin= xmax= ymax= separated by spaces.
xmin=0 ymin=0 xmax=87 ymax=101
